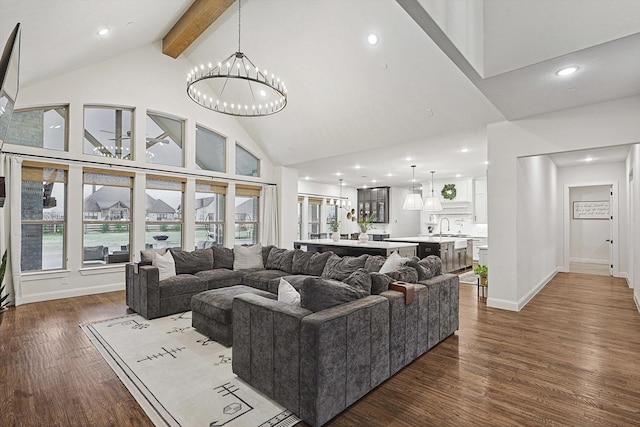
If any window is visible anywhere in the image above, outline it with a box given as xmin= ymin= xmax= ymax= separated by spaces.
xmin=21 ymin=165 xmax=66 ymax=271
xmin=195 ymin=181 xmax=226 ymax=248
xmin=326 ymin=202 xmax=338 ymax=225
xmin=308 ymin=198 xmax=322 ymax=238
xmin=7 ymin=106 xmax=67 ymax=151
xmin=83 ymin=171 xmax=132 ymax=266
xmin=235 ymin=184 xmax=260 ymax=244
xmin=146 ymin=111 xmax=184 ymax=167
xmin=196 ymin=125 xmax=225 ymax=172
xmin=84 ymin=106 xmax=133 ymax=159
xmin=236 ymin=144 xmax=260 ymax=177
xmin=297 ymin=197 xmax=302 ymax=240
xmin=146 ymin=177 xmax=184 ymax=250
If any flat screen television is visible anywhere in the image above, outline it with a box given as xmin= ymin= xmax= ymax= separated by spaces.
xmin=0 ymin=23 xmax=21 ymax=150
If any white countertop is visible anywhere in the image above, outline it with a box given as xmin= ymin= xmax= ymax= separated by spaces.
xmin=386 ymin=236 xmax=472 ymax=243
xmin=293 ymin=239 xmax=418 ymax=249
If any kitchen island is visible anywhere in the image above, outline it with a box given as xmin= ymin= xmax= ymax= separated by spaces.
xmin=385 ymin=236 xmax=473 ymax=273
xmin=293 ymin=239 xmax=417 ymax=257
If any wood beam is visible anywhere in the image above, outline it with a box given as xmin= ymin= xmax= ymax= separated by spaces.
xmin=162 ymin=0 xmax=236 ymax=59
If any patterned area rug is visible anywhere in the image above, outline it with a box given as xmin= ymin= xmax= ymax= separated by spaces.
xmin=458 ymin=271 xmax=480 ymax=285
xmin=82 ymin=312 xmax=300 ymax=427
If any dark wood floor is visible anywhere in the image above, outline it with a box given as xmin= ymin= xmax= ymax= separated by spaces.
xmin=1 ymin=272 xmax=639 ymax=426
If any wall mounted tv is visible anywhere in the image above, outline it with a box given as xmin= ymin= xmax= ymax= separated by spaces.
xmin=0 ymin=23 xmax=21 ymax=149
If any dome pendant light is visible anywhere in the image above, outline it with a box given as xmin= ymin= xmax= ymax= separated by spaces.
xmin=403 ymin=165 xmax=424 ymax=210
xmin=423 ymin=171 xmax=443 ymax=212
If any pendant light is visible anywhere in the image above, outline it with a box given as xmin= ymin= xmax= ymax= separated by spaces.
xmin=402 ymin=165 xmax=423 ymax=210
xmin=423 ymin=171 xmax=443 ymax=212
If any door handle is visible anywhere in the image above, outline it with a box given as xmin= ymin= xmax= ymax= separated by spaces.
xmin=606 ymin=239 xmax=613 ymax=243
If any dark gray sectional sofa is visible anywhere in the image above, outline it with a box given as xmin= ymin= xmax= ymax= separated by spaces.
xmin=125 ymin=244 xmax=459 ymax=427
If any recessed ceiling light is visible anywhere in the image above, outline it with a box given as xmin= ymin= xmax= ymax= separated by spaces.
xmin=354 ymin=165 xmax=361 ymax=169
xmin=367 ymin=34 xmax=378 ymax=45
xmin=460 ymin=148 xmax=469 ymax=153
xmin=372 ymin=179 xmax=377 ymax=183
xmin=97 ymin=28 xmax=110 ymax=36
xmin=363 ymin=185 xmax=368 ymax=189
xmin=556 ymin=66 xmax=579 ymax=76
xmin=585 ymin=157 xmax=593 ymax=162
xmin=336 ymin=172 xmax=342 ymax=176
xmin=304 ymin=176 xmax=310 ymax=180
xmin=340 ymin=182 xmax=346 ymax=186
xmin=387 ymin=173 xmax=392 ymax=177
xmin=484 ymin=161 xmax=489 ymax=165
xmin=405 ymin=157 xmax=412 ymax=161
xmin=455 ymin=174 xmax=461 ymax=178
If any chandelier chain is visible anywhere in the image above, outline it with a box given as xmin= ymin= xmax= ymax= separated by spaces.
xmin=238 ymin=0 xmax=242 ymax=52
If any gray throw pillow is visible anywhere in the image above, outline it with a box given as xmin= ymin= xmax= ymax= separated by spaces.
xmin=321 ymin=254 xmax=369 ymax=280
xmin=405 ymin=260 xmax=433 ymax=281
xmin=262 ymin=245 xmax=276 ymax=267
xmin=265 ymin=247 xmax=295 ymax=272
xmin=385 ymin=266 xmax=419 ymax=283
xmin=233 ymin=244 xmax=264 ymax=270
xmin=370 ymin=272 xmax=393 ymax=295
xmin=419 ymin=255 xmax=442 ymax=277
xmin=140 ymin=248 xmax=168 ymax=265
xmin=212 ymin=246 xmax=234 ymax=269
xmin=292 ymin=250 xmax=334 ymax=276
xmin=343 ymin=268 xmax=372 ymax=295
xmin=364 ymin=255 xmax=386 ymax=273
xmin=170 ymin=249 xmax=214 ymax=275
xmin=300 ymin=277 xmax=368 ymax=312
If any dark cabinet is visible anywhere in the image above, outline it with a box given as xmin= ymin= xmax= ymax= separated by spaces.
xmin=357 ymin=187 xmax=389 ymax=223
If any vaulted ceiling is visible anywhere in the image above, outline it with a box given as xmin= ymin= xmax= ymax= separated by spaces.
xmin=2 ymin=0 xmax=639 ymax=188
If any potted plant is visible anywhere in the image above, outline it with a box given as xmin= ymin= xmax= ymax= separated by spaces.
xmin=329 ymin=218 xmax=341 ymax=242
xmin=357 ymin=215 xmax=374 ymax=242
xmin=474 ymin=264 xmax=488 ymax=285
xmin=0 ymin=250 xmax=10 ymax=325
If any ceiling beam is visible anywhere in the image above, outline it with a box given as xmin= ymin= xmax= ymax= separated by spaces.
xmin=163 ymin=0 xmax=236 ymax=59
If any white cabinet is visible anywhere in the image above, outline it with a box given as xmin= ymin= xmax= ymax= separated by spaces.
xmin=474 ymin=178 xmax=487 ymax=224
xmin=472 ymin=237 xmax=488 ymax=261
xmin=434 ymin=178 xmax=472 ymax=203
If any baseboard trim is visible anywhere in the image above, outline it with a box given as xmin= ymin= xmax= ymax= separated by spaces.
xmin=569 ymin=257 xmax=609 ymax=265
xmin=16 ymin=283 xmax=125 ymax=306
xmin=635 ymin=293 xmax=640 ymax=314
xmin=486 ymin=297 xmax=519 ymax=311
xmin=516 ymin=269 xmax=558 ymax=311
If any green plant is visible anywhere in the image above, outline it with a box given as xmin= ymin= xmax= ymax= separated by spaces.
xmin=101 ymin=223 xmax=110 ymax=233
xmin=0 ymin=250 xmax=10 ymax=308
xmin=474 ymin=264 xmax=488 ymax=278
xmin=441 ymin=183 xmax=457 ymax=200
xmin=357 ymin=215 xmax=374 ymax=233
xmin=329 ymin=218 xmax=340 ymax=232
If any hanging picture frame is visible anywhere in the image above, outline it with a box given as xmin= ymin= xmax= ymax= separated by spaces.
xmin=572 ymin=201 xmax=610 ymax=219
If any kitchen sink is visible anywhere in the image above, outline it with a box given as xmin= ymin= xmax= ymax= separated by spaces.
xmin=454 ymin=238 xmax=468 ymax=249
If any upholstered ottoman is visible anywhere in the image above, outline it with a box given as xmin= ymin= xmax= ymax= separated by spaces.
xmin=191 ymin=285 xmax=275 ymax=346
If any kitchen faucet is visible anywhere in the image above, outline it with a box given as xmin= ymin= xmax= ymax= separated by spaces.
xmin=439 ymin=217 xmax=450 ymax=241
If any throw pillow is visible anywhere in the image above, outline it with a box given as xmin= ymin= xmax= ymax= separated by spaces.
xmin=299 ymin=277 xmax=368 ymax=312
xmin=370 ymin=272 xmax=393 ymax=295
xmin=321 ymin=254 xmax=369 ymax=281
xmin=364 ymin=255 xmax=386 ymax=273
xmin=379 ymin=251 xmax=407 ymax=274
xmin=265 ymin=247 xmax=295 ymax=272
xmin=343 ymin=268 xmax=372 ymax=295
xmin=292 ymin=250 xmax=334 ymax=276
xmin=140 ymin=247 xmax=168 ymax=265
xmin=233 ymin=244 xmax=264 ymax=270
xmin=170 ymin=248 xmax=214 ymax=275
xmin=278 ymin=278 xmax=301 ymax=306
xmin=212 ymin=246 xmax=234 ymax=269
xmin=405 ymin=260 xmax=432 ymax=281
xmin=153 ymin=250 xmax=176 ymax=281
xmin=419 ymin=255 xmax=442 ymax=277
xmin=385 ymin=266 xmax=419 ymax=283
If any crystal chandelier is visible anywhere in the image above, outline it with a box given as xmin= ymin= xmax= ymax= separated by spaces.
xmin=186 ymin=0 xmax=287 ymax=117
xmin=403 ymin=165 xmax=423 ymax=210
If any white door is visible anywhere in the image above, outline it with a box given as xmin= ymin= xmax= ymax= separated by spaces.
xmin=609 ymin=186 xmax=614 ymax=276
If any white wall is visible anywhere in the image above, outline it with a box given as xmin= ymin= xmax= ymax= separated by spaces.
xmin=627 ymin=145 xmax=640 ymax=310
xmin=488 ymin=95 xmax=640 ymax=311
xmin=569 ymin=185 xmax=612 ymax=263
xmin=2 ymin=42 xmax=276 ymax=305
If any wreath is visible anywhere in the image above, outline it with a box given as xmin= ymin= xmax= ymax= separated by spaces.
xmin=441 ymin=184 xmax=457 ymax=200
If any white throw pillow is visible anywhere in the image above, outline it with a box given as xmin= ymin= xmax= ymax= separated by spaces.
xmin=153 ymin=250 xmax=176 ymax=281
xmin=278 ymin=278 xmax=301 ymax=306
xmin=233 ymin=244 xmax=264 ymax=270
xmin=379 ymin=251 xmax=408 ymax=274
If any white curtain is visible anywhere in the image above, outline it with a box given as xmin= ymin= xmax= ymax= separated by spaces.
xmin=1 ymin=154 xmax=22 ymax=306
xmin=260 ymin=185 xmax=279 ymax=247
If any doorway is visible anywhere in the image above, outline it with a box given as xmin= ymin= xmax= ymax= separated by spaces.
xmin=567 ymin=185 xmax=613 ymax=276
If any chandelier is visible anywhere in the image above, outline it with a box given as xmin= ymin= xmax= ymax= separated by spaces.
xmin=423 ymin=171 xmax=443 ymax=212
xmin=402 ymin=165 xmax=423 ymax=210
xmin=186 ymin=0 xmax=287 ymax=117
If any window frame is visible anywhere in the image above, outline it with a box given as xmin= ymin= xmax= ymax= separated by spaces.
xmin=195 ymin=124 xmax=226 ymax=173
xmin=308 ymin=197 xmax=322 ymax=238
xmin=7 ymin=104 xmax=69 ymax=151
xmin=235 ymin=143 xmax=261 ymax=177
xmin=195 ymin=180 xmax=227 ymax=248
xmin=145 ymin=175 xmax=185 ymax=250
xmin=145 ymin=110 xmax=186 ymax=167
xmin=235 ymin=184 xmax=261 ymax=245
xmin=83 ymin=105 xmax=135 ymax=160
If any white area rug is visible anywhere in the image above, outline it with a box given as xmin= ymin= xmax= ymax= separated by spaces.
xmin=458 ymin=271 xmax=480 ymax=285
xmin=82 ymin=312 xmax=300 ymax=427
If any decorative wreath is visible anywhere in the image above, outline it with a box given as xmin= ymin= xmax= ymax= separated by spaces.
xmin=441 ymin=184 xmax=457 ymax=200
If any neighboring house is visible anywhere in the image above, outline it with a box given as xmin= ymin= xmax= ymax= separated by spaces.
xmin=195 ymin=196 xmax=222 ymax=222
xmin=83 ymin=186 xmax=177 ymax=221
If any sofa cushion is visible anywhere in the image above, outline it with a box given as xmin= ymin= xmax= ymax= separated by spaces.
xmin=370 ymin=272 xmax=393 ymax=295
xmin=405 ymin=260 xmax=432 ymax=281
xmin=234 ymin=244 xmax=264 ymax=270
xmin=262 ymin=245 xmax=276 ymax=267
xmin=212 ymin=246 xmax=234 ymax=269
xmin=300 ymin=277 xmax=369 ymax=312
xmin=379 ymin=251 xmax=408 ymax=274
xmin=321 ymin=254 xmax=369 ymax=280
xmin=265 ymin=247 xmax=296 ymax=273
xmin=343 ymin=268 xmax=372 ymax=295
xmin=364 ymin=255 xmax=386 ymax=272
xmin=419 ymin=255 xmax=442 ymax=277
xmin=385 ymin=266 xmax=419 ymax=283
xmin=292 ymin=250 xmax=334 ymax=276
xmin=158 ymin=274 xmax=207 ymax=298
xmin=242 ymin=269 xmax=290 ymax=292
xmin=194 ymin=269 xmax=245 ymax=289
xmin=278 ymin=278 xmax=301 ymax=306
xmin=153 ymin=251 xmax=176 ymax=281
xmin=267 ymin=274 xmax=314 ymax=294
xmin=170 ymin=248 xmax=214 ymax=275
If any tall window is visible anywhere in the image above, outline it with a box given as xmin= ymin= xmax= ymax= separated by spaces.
xmin=83 ymin=171 xmax=132 ymax=266
xmin=196 ymin=125 xmax=225 ymax=172
xmin=297 ymin=197 xmax=302 ymax=240
xmin=195 ymin=181 xmax=226 ymax=248
xmin=146 ymin=111 xmax=184 ymax=167
xmin=145 ymin=177 xmax=184 ymax=250
xmin=235 ymin=184 xmax=260 ymax=244
xmin=7 ymin=105 xmax=67 ymax=151
xmin=21 ymin=165 xmax=66 ymax=271
xmin=84 ymin=106 xmax=134 ymax=159
xmin=236 ymin=144 xmax=260 ymax=177
xmin=326 ymin=202 xmax=338 ymax=226
xmin=308 ymin=198 xmax=322 ymax=238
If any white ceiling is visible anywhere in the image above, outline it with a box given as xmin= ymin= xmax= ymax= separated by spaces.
xmin=547 ymin=144 xmax=631 ymax=169
xmin=2 ymin=0 xmax=639 ymax=190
